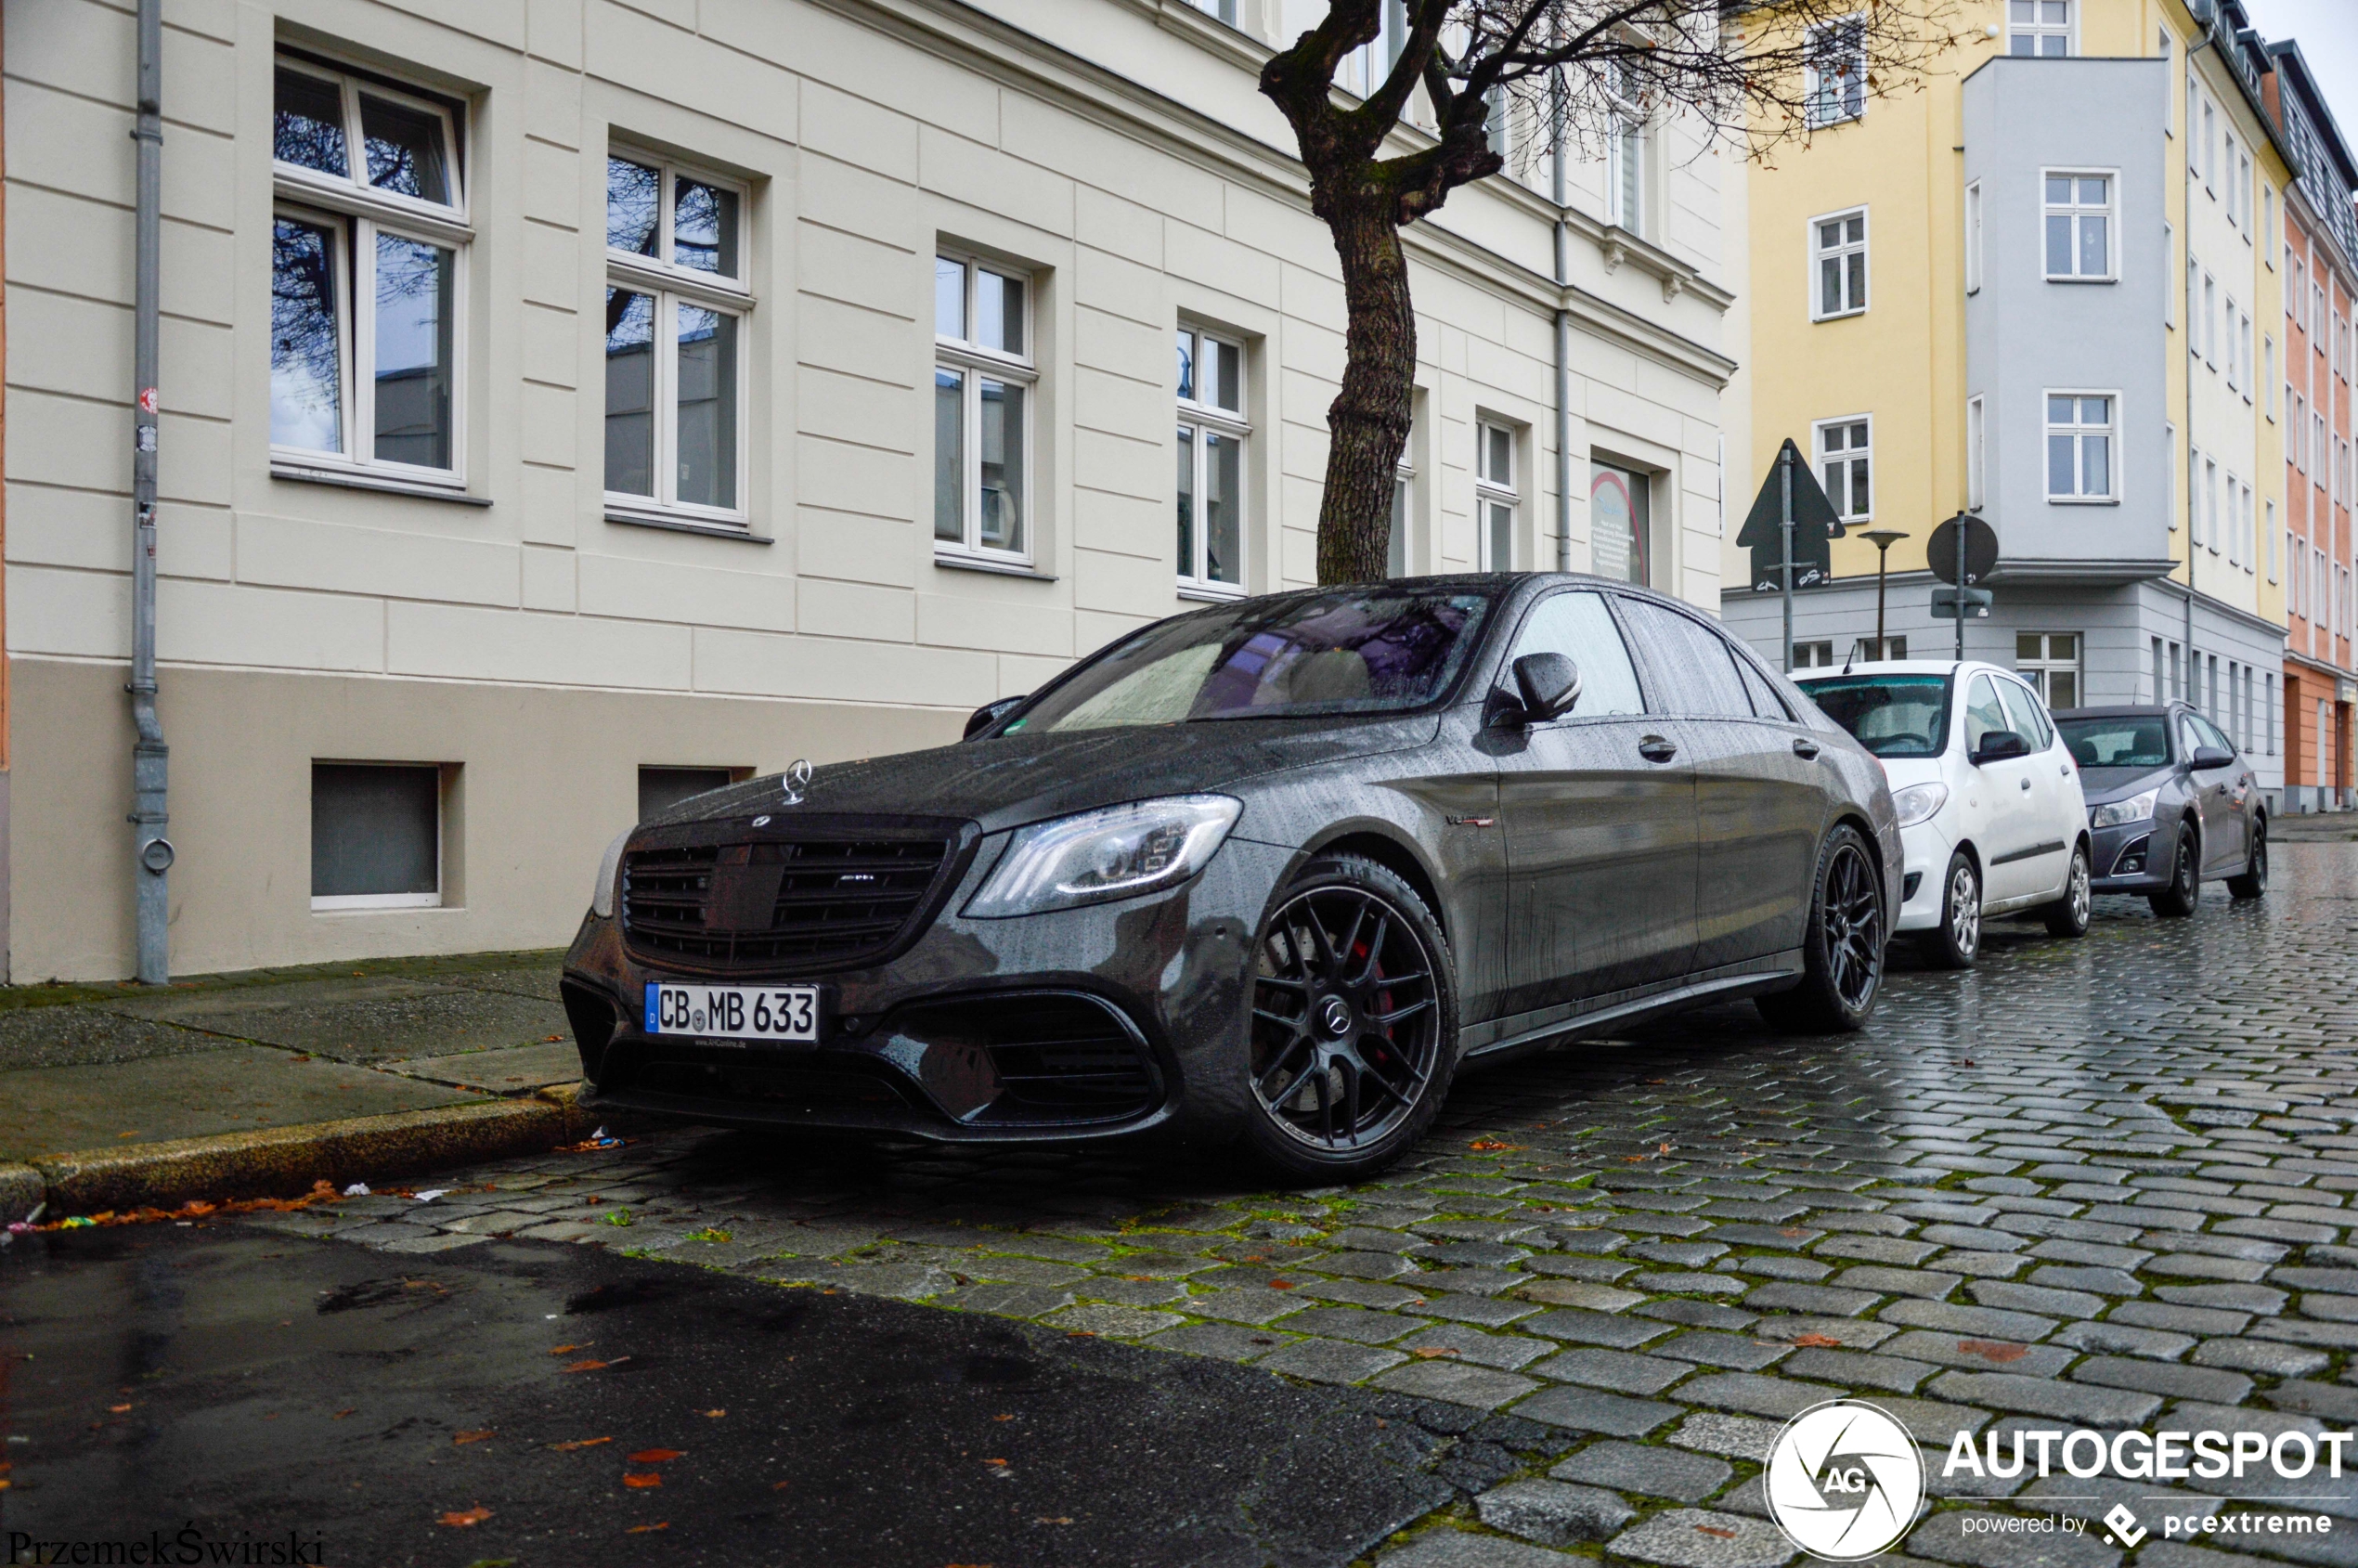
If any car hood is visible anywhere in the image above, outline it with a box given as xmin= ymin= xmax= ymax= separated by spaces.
xmin=2079 ymin=765 xmax=2174 ymax=806
xmin=644 ymin=715 xmax=1443 ymax=836
xmin=1875 ymin=756 xmax=1950 ymax=792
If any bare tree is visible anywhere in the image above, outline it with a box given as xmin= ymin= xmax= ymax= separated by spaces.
xmin=1261 ymin=0 xmax=1963 ymax=584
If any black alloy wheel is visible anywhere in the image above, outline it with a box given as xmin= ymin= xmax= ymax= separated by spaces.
xmin=1919 ymin=849 xmax=1981 ymax=969
xmin=2150 ymin=826 xmax=2200 ymax=918
xmin=2043 ymin=841 xmax=2092 ymax=938
xmin=2228 ymin=822 xmax=2268 ymax=901
xmin=1244 ymin=855 xmax=1457 ymax=1181
xmin=1759 ymin=823 xmax=1885 ymax=1033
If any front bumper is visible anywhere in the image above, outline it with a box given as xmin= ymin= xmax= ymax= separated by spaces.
xmin=2088 ymin=815 xmax=2167 ymax=892
xmin=561 ymin=836 xmax=1293 ymax=1147
xmin=1890 ymin=818 xmax=1959 ymax=934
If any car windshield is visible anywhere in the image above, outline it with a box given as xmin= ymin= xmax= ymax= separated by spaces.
xmin=2059 ymin=716 xmax=2170 ymax=769
xmin=1798 ymin=674 xmax=1954 ymax=758
xmin=1010 ymin=587 xmax=1495 ymax=734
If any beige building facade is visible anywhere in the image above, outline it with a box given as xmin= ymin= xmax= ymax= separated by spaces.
xmin=6 ymin=0 xmax=1736 ymax=982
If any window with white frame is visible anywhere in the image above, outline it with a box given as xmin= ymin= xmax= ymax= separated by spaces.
xmin=312 ymin=762 xmax=445 ymax=910
xmin=2202 ymin=98 xmax=2216 ymax=188
xmin=2224 ymin=133 xmax=2240 ymax=226
xmin=2239 ymin=311 xmax=2252 ymax=400
xmin=1606 ymin=62 xmax=1647 ymax=233
xmin=2204 ymin=455 xmax=2219 ymax=548
xmin=2045 ymin=393 xmax=2114 ymax=500
xmin=2187 ymin=78 xmax=2199 ymax=169
xmin=2295 ymin=393 xmax=2309 ymax=471
xmin=1185 ymin=0 xmax=1239 ymax=24
xmin=2225 ymin=296 xmax=2241 ymax=391
xmin=2265 ymin=334 xmax=2275 ymax=417
xmin=934 ymin=253 xmax=1034 ymax=563
xmin=1817 ymin=416 xmax=1872 ymax=521
xmin=1805 ymin=17 xmax=1866 ymax=128
xmin=2015 ymin=632 xmax=2080 ymax=707
xmin=2238 ymin=149 xmax=2253 ymax=231
xmin=2008 ymin=0 xmax=2070 ymax=56
xmin=1968 ymin=395 xmax=1987 ymax=509
xmin=270 ymin=57 xmax=466 ymax=485
xmin=2202 ymin=272 xmax=2217 ymax=362
xmin=2164 ymin=421 xmax=2176 ymax=530
xmin=1388 ymin=454 xmax=1415 ymax=578
xmin=1813 ymin=209 xmax=1868 ymax=318
xmin=2043 ymin=172 xmax=2113 ymax=280
xmin=604 ymin=152 xmax=750 ymax=524
xmin=1966 ymin=182 xmax=1984 ymax=293
xmin=2227 ymin=474 xmax=2243 ymax=566
xmin=2267 ymin=499 xmax=2278 ymax=582
xmin=1176 ymin=325 xmax=1248 ymax=593
xmin=1477 ymin=421 xmax=1518 ymax=571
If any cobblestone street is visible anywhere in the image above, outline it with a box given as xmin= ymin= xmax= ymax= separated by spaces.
xmin=267 ymin=843 xmax=2358 ymax=1567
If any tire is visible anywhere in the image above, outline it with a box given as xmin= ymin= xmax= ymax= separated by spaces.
xmin=1757 ymin=823 xmax=1886 ymax=1034
xmin=2149 ymin=825 xmax=2199 ymax=918
xmin=2227 ymin=821 xmax=2268 ymax=901
xmin=2042 ymin=841 xmax=2092 ymax=939
xmin=1916 ymin=850 xmax=1982 ymax=970
xmin=1240 ymin=854 xmax=1458 ymax=1183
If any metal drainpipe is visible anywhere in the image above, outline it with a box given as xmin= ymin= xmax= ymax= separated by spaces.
xmin=129 ymin=0 xmax=171 ymax=985
xmin=1550 ymin=65 xmax=1572 ymax=572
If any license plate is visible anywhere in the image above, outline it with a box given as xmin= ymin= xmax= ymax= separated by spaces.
xmin=643 ymin=982 xmax=822 ymax=1043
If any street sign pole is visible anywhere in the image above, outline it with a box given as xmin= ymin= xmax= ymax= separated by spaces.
xmin=1780 ymin=446 xmax=1795 ymax=675
xmin=1954 ymin=510 xmax=1968 ymax=661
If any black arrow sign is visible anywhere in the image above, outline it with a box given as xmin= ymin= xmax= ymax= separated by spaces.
xmin=1735 ymin=439 xmax=1845 ymax=594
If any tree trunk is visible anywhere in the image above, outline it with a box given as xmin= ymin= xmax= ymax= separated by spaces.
xmin=1316 ymin=199 xmax=1416 ymax=586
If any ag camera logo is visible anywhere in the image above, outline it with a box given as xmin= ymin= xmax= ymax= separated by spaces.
xmin=1766 ymin=1399 xmax=1925 ymax=1560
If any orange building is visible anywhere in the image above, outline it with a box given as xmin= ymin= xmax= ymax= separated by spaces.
xmin=2268 ymin=43 xmax=2357 ymax=812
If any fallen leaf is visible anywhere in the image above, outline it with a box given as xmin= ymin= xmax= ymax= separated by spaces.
xmin=1791 ymin=1333 xmax=1843 ymax=1348
xmin=551 ymin=1437 xmax=613 ymax=1451
xmin=1959 ymin=1339 xmax=2028 ymax=1363
xmin=543 ymin=1035 xmax=564 ymax=1043
xmin=1065 ymin=1330 xmax=1095 ymax=1338
xmin=984 ymin=1458 xmax=1007 ymax=1466
xmin=437 ymin=1505 xmax=493 ymax=1528
xmin=1409 ymin=1347 xmax=1459 ymax=1359
xmin=1696 ymin=1525 xmax=1737 ymax=1539
xmin=564 ymin=1360 xmax=610 ymax=1373
xmin=1960 ymin=1058 xmax=1976 ymax=1066
xmin=628 ymin=1448 xmax=683 ymax=1463
xmin=772 ymin=1480 xmax=792 ymax=1490
xmin=627 ymin=1522 xmax=669 ymax=1534
xmin=1657 ymin=1142 xmax=1672 ymax=1154
xmin=453 ymin=1430 xmax=495 ymax=1445
xmin=1469 ymin=1139 xmax=1518 ymax=1152
xmin=993 ymin=1414 xmax=1014 ymax=1422
xmin=109 ymin=1404 xmax=132 ymax=1413
xmin=331 ymin=1408 xmax=356 ymax=1419
xmin=1036 ymin=1516 xmax=1072 ymax=1525
xmin=702 ymin=1409 xmax=727 ymax=1419
xmin=623 ymin=1472 xmax=662 ymax=1488
xmin=1623 ymin=1155 xmax=1647 ymax=1163
xmin=1268 ymin=1279 xmax=1294 ymax=1289
xmin=549 ymin=1343 xmax=590 ymax=1355
xmin=1645 ymin=1078 xmax=1667 ymax=1084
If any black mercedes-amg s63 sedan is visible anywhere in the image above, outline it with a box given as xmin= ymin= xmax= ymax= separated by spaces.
xmin=561 ymin=575 xmax=1899 ymax=1180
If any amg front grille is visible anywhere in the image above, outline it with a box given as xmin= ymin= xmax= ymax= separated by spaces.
xmin=621 ymin=826 xmax=961 ymax=972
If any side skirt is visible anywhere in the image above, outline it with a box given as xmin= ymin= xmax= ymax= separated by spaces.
xmin=1459 ymin=952 xmax=1806 ymax=1070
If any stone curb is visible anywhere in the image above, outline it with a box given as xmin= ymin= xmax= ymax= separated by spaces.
xmin=15 ymin=1086 xmax=595 ymax=1216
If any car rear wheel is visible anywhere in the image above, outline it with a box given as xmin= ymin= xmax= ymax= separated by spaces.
xmin=1917 ymin=851 xmax=1981 ymax=969
xmin=2227 ymin=822 xmax=2268 ymax=901
xmin=2042 ymin=842 xmax=2092 ymax=938
xmin=1757 ymin=824 xmax=1885 ymax=1033
xmin=2149 ymin=827 xmax=2199 ymax=918
xmin=1242 ymin=855 xmax=1457 ymax=1184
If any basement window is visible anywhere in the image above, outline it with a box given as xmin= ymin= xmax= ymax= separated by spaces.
xmin=312 ymin=763 xmax=443 ymax=910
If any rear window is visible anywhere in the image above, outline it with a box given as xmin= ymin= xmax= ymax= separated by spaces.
xmin=2057 ymin=716 xmax=2170 ymax=769
xmin=1798 ymin=673 xmax=1954 ymax=758
xmin=1010 ymin=585 xmax=1495 ymax=734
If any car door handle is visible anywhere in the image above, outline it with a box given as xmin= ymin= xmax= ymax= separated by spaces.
xmin=1638 ymin=736 xmax=1678 ymax=764
xmin=2020 ymin=778 xmax=2032 ymax=792
xmin=1792 ymin=737 xmax=1820 ymax=759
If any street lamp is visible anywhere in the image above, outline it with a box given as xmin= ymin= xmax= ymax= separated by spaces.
xmin=1859 ymin=529 xmax=1909 ymax=660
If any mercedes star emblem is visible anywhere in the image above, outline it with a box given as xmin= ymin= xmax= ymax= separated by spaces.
xmin=782 ymin=758 xmax=814 ymax=805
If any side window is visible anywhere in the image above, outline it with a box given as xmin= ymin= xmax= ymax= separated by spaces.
xmin=2176 ymin=713 xmax=2204 ymax=759
xmin=2195 ymin=715 xmax=2235 ymax=756
xmin=1734 ymin=654 xmax=1794 ymax=721
xmin=1615 ymin=598 xmax=1753 ymax=719
xmin=1964 ymin=675 xmax=2010 ymax=749
xmin=1995 ymin=679 xmax=2053 ymax=750
xmin=1507 ymin=591 xmax=1644 ymax=717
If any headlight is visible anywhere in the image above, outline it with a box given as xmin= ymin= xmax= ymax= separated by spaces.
xmin=2091 ymin=788 xmax=2159 ymax=830
xmin=1890 ymin=783 xmax=1950 ymax=829
xmin=965 ymin=796 xmax=1241 ymax=917
xmin=590 ymin=827 xmax=630 ymax=919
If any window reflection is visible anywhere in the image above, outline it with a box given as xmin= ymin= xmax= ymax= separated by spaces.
xmin=271 ymin=216 xmax=343 ymax=452
xmin=935 ymin=368 xmax=965 ymax=540
xmin=373 ymin=233 xmax=453 ymax=469
xmin=274 ymin=68 xmax=347 ymax=177
xmin=673 ymin=177 xmax=739 ymax=276
xmin=979 ymin=379 xmax=1023 ymax=552
xmin=604 ymin=288 xmax=655 ymax=498
xmin=675 ymin=305 xmax=737 ymax=510
xmin=606 ymin=158 xmax=661 ymax=258
xmin=360 ymin=95 xmax=450 ymax=205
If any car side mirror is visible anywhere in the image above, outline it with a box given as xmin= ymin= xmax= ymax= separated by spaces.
xmin=1509 ymin=653 xmax=1583 ymax=724
xmin=2190 ymin=745 xmax=2235 ymax=771
xmin=964 ymin=695 xmax=1028 ymax=741
xmin=1970 ymin=728 xmax=2029 ymax=766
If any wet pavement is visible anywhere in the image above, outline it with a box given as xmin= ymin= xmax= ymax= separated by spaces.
xmin=7 ymin=847 xmax=2358 ymax=1564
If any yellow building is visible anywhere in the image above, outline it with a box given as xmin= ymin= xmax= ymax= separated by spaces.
xmin=1723 ymin=0 xmax=2291 ymax=797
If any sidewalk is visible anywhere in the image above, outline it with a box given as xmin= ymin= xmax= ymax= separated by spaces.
xmin=0 ymin=951 xmax=592 ymax=1218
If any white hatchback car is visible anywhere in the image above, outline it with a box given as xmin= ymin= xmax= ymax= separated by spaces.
xmin=1796 ymin=660 xmax=2091 ymax=966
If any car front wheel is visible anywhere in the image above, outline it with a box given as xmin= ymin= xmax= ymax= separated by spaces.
xmin=1758 ymin=824 xmax=1885 ymax=1033
xmin=2227 ymin=822 xmax=2267 ymax=901
xmin=2150 ymin=826 xmax=2199 ymax=918
xmin=1918 ymin=851 xmax=1981 ymax=969
xmin=2042 ymin=842 xmax=2092 ymax=938
xmin=1241 ymin=854 xmax=1458 ymax=1183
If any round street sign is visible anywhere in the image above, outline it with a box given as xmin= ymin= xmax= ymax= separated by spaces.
xmin=1926 ymin=513 xmax=1999 ymax=586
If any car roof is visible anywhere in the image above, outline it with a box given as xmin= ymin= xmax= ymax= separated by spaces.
xmin=1792 ymin=659 xmax=2011 ymax=680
